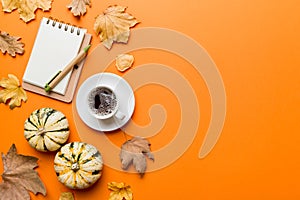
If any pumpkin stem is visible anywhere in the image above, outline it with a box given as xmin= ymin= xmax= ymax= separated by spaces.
xmin=71 ymin=163 xmax=80 ymax=172
xmin=36 ymin=127 xmax=47 ymax=136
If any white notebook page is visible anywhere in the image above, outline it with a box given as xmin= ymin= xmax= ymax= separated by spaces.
xmin=23 ymin=17 xmax=87 ymax=95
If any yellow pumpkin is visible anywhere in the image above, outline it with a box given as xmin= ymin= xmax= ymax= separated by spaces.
xmin=24 ymin=107 xmax=70 ymax=152
xmin=54 ymin=142 xmax=103 ymax=189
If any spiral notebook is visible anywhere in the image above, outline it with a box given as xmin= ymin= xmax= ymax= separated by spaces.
xmin=22 ymin=17 xmax=91 ymax=102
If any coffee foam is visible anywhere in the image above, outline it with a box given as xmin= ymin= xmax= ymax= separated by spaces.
xmin=88 ymin=87 xmax=117 ymax=116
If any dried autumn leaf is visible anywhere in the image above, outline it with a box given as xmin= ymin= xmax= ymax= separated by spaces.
xmin=67 ymin=0 xmax=91 ymax=16
xmin=0 ymin=74 xmax=27 ymax=109
xmin=116 ymin=54 xmax=134 ymax=72
xmin=94 ymin=5 xmax=139 ymax=49
xmin=0 ymin=31 xmax=24 ymax=56
xmin=120 ymin=136 xmax=154 ymax=175
xmin=0 ymin=144 xmax=46 ymax=200
xmin=108 ymin=182 xmax=133 ymax=200
xmin=59 ymin=192 xmax=74 ymax=200
xmin=1 ymin=0 xmax=52 ymax=23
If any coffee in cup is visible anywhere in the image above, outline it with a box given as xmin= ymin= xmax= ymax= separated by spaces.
xmin=87 ymin=86 xmax=125 ymax=120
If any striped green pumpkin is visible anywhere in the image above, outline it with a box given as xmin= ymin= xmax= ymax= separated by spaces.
xmin=54 ymin=142 xmax=103 ymax=189
xmin=24 ymin=107 xmax=70 ymax=152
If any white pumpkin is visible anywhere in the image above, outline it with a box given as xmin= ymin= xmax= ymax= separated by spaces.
xmin=54 ymin=142 xmax=103 ymax=189
xmin=24 ymin=107 xmax=70 ymax=152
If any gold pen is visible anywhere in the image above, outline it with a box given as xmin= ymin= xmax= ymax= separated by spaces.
xmin=45 ymin=44 xmax=91 ymax=93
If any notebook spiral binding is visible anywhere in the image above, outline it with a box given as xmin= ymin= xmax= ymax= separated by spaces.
xmin=46 ymin=17 xmax=81 ymax=35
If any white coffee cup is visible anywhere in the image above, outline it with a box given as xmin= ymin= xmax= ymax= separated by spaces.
xmin=87 ymin=86 xmax=125 ymax=120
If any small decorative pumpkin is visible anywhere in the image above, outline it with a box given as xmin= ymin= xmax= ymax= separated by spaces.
xmin=24 ymin=107 xmax=70 ymax=152
xmin=54 ymin=142 xmax=103 ymax=189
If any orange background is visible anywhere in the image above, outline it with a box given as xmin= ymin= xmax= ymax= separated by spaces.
xmin=1 ymin=0 xmax=300 ymax=199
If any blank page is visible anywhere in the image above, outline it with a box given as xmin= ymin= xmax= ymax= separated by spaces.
xmin=23 ymin=17 xmax=86 ymax=95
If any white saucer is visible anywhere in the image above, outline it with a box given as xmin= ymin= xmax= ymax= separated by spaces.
xmin=76 ymin=73 xmax=135 ymax=132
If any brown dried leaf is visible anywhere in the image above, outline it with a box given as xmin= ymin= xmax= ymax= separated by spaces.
xmin=94 ymin=5 xmax=139 ymax=49
xmin=108 ymin=182 xmax=133 ymax=200
xmin=115 ymin=54 xmax=134 ymax=72
xmin=67 ymin=0 xmax=91 ymax=16
xmin=120 ymin=137 xmax=154 ymax=175
xmin=59 ymin=192 xmax=74 ymax=200
xmin=0 ymin=144 xmax=46 ymax=200
xmin=1 ymin=0 xmax=52 ymax=23
xmin=0 ymin=74 xmax=27 ymax=109
xmin=0 ymin=31 xmax=24 ymax=57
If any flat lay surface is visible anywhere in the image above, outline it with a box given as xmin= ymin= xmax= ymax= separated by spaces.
xmin=1 ymin=0 xmax=300 ymax=199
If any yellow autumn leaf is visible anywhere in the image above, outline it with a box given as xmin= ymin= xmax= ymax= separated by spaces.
xmin=0 ymin=31 xmax=24 ymax=57
xmin=116 ymin=54 xmax=134 ymax=72
xmin=59 ymin=192 xmax=74 ymax=200
xmin=67 ymin=0 xmax=91 ymax=16
xmin=1 ymin=0 xmax=52 ymax=23
xmin=108 ymin=182 xmax=133 ymax=200
xmin=94 ymin=5 xmax=139 ymax=49
xmin=0 ymin=74 xmax=27 ymax=109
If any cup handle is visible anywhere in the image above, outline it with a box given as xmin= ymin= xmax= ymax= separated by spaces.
xmin=114 ymin=110 xmax=125 ymax=120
